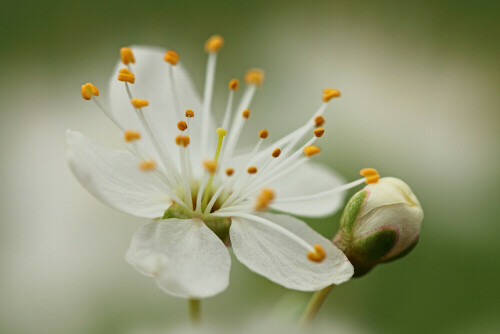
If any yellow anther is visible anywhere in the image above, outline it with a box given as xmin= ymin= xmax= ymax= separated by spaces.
xmin=366 ymin=175 xmax=380 ymax=184
xmin=360 ymin=168 xmax=380 ymax=184
xmin=120 ymin=47 xmax=135 ymax=65
xmin=228 ymin=79 xmax=239 ymax=90
xmin=177 ymin=121 xmax=188 ymax=131
xmin=360 ymin=168 xmax=378 ymax=177
xmin=205 ymin=35 xmax=224 ymax=53
xmin=185 ymin=109 xmax=195 ymax=118
xmin=216 ymin=128 xmax=227 ymax=136
xmin=255 ymin=188 xmax=275 ymax=211
xmin=80 ymin=83 xmax=99 ymax=100
xmin=247 ymin=166 xmax=258 ymax=174
xmin=307 ymin=244 xmax=326 ymax=263
xmin=259 ymin=129 xmax=269 ymax=139
xmin=203 ymin=160 xmax=217 ymax=174
xmin=131 ymin=98 xmax=149 ymax=108
xmin=124 ymin=130 xmax=141 ymax=142
xmin=244 ymin=68 xmax=265 ymax=86
xmin=242 ymin=109 xmax=251 ymax=119
xmin=175 ymin=135 xmax=190 ymax=147
xmin=272 ymin=148 xmax=281 ymax=158
xmin=118 ymin=68 xmax=135 ymax=84
xmin=314 ymin=115 xmax=325 ymax=127
xmin=323 ymin=88 xmax=341 ymax=102
xmin=164 ymin=50 xmax=179 ymax=65
xmin=314 ymin=128 xmax=325 ymax=138
xmin=139 ymin=159 xmax=156 ymax=171
xmin=303 ymin=145 xmax=321 ymax=157
xmin=225 ymin=168 xmax=234 ymax=176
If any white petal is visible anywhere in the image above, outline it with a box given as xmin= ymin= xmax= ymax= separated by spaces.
xmin=230 ymin=212 xmax=353 ymax=291
xmin=269 ymin=162 xmax=347 ymax=217
xmin=66 ymin=130 xmax=171 ymax=218
xmin=109 ymin=46 xmax=210 ymax=171
xmin=126 ymin=218 xmax=231 ymax=298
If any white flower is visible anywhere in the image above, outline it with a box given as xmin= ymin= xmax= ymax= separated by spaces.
xmin=66 ymin=36 xmax=373 ymax=299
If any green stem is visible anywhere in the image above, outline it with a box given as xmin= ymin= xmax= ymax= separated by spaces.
xmin=299 ymin=284 xmax=335 ymax=326
xmin=188 ymin=298 xmax=201 ymax=325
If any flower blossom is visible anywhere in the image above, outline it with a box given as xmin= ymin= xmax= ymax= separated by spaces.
xmin=66 ymin=35 xmax=377 ymax=298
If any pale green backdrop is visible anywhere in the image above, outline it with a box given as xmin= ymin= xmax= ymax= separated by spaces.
xmin=1 ymin=0 xmax=499 ymax=333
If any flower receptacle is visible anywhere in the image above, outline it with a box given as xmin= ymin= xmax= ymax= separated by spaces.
xmin=162 ymin=203 xmax=232 ymax=243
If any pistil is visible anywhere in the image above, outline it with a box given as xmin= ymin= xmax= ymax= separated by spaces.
xmin=201 ymin=128 xmax=227 ymax=212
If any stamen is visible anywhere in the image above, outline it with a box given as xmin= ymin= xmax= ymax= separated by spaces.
xmin=218 ymin=129 xmax=268 ymax=207
xmin=230 ymin=157 xmax=309 ymax=207
xmin=242 ymin=109 xmax=251 ymax=119
xmin=177 ymin=131 xmax=193 ymax=209
xmin=229 ymin=79 xmax=239 ymax=90
xmin=80 ymin=83 xmax=99 ymax=100
xmin=313 ymin=128 xmax=325 ymax=138
xmin=124 ymin=130 xmax=141 ymax=142
xmin=322 ymin=88 xmax=341 ymax=102
xmin=272 ymin=148 xmax=281 ymax=158
xmin=272 ymin=177 xmax=366 ymax=204
xmin=195 ymin=175 xmax=209 ymax=214
xmin=185 ymin=109 xmax=195 ymax=118
xmin=84 ymin=87 xmax=124 ymax=130
xmin=255 ymin=188 xmax=275 ymax=210
xmin=200 ymin=37 xmax=222 ymax=157
xmin=226 ymin=133 xmax=320 ymax=208
xmin=307 ymin=244 xmax=326 ymax=263
xmin=131 ymin=98 xmax=149 ymax=108
xmin=360 ymin=168 xmax=380 ymax=184
xmin=139 ymin=159 xmax=156 ymax=171
xmin=360 ymin=168 xmax=378 ymax=176
xmin=245 ymin=69 xmax=265 ymax=86
xmin=175 ymin=135 xmax=190 ymax=147
xmin=118 ymin=68 xmax=135 ymax=84
xmin=203 ymin=160 xmax=217 ymax=174
xmin=315 ymin=115 xmax=325 ymax=127
xmin=247 ymin=166 xmax=258 ymax=174
xmin=120 ymin=47 xmax=135 ymax=65
xmin=126 ymin=84 xmax=180 ymax=187
xmin=164 ymin=50 xmax=179 ymax=65
xmin=223 ymin=77 xmax=261 ymax=160
xmin=303 ymin=145 xmax=321 ymax=157
xmin=205 ymin=35 xmax=224 ymax=53
xmin=221 ymin=79 xmax=238 ymax=130
xmin=226 ymin=168 xmax=234 ymax=176
xmin=177 ymin=121 xmax=188 ymax=131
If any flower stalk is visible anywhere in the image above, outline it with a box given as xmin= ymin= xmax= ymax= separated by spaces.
xmin=299 ymin=284 xmax=335 ymax=326
xmin=188 ymin=298 xmax=201 ymax=325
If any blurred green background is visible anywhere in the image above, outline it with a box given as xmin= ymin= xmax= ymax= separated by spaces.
xmin=1 ymin=0 xmax=499 ymax=333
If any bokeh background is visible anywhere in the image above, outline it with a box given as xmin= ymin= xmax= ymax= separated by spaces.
xmin=1 ymin=0 xmax=499 ymax=333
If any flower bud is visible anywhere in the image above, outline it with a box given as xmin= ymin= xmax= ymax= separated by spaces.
xmin=333 ymin=177 xmax=423 ymax=277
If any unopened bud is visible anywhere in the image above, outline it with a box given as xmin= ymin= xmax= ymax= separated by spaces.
xmin=333 ymin=177 xmax=423 ymax=277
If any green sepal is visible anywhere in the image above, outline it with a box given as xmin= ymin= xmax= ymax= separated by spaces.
xmin=162 ymin=203 xmax=231 ymax=243
xmin=353 ymin=228 xmax=397 ymax=261
xmin=340 ymin=190 xmax=367 ymax=235
xmin=382 ymin=236 xmax=419 ymax=263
